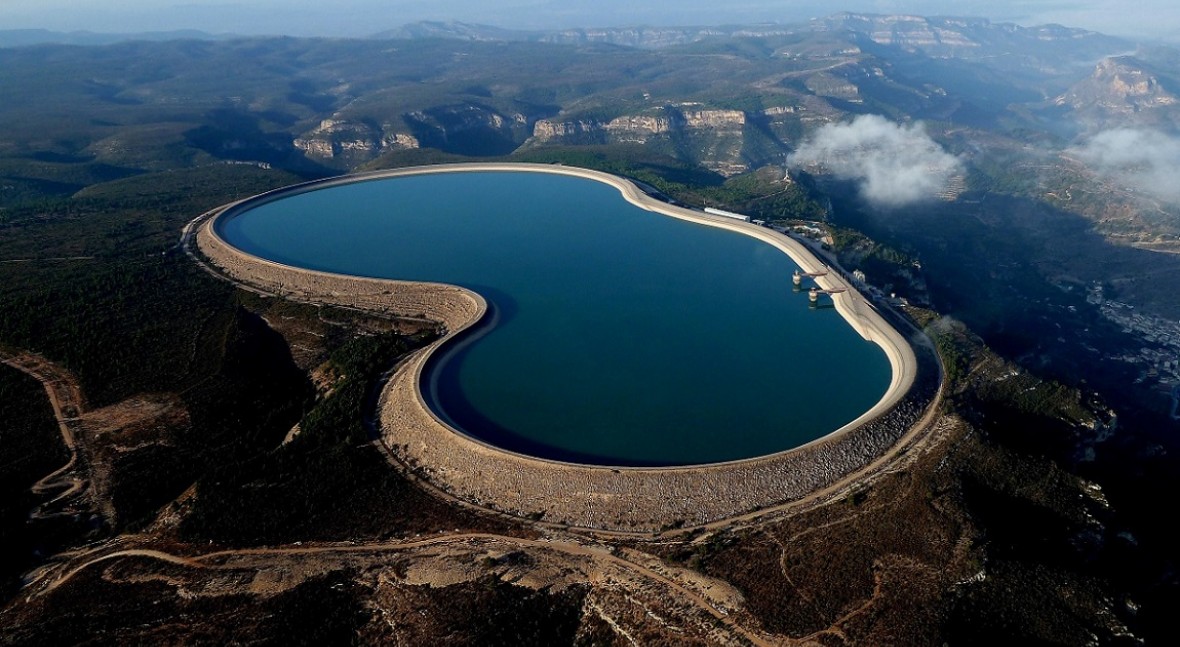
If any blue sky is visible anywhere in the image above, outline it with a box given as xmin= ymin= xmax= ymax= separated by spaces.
xmin=0 ymin=1 xmax=1176 ymax=41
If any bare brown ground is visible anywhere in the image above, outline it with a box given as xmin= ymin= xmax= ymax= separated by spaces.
xmin=1 ymin=310 xmax=973 ymax=645
xmin=9 ymin=350 xmax=958 ymax=646
xmin=1 ymin=348 xmax=194 ymax=530
xmin=0 ymin=343 xmax=826 ymax=645
xmin=14 ymin=409 xmax=970 ymax=645
xmin=78 ymin=393 xmax=192 ymax=526
xmin=29 ymin=532 xmax=777 ymax=646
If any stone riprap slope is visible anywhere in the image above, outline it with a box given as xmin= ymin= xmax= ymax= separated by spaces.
xmin=197 ymin=217 xmax=484 ymax=332
xmin=193 ymin=163 xmax=938 ymax=532
xmin=381 ymin=335 xmax=940 ymax=531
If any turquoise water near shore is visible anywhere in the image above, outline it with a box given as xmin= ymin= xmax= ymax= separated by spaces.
xmin=218 ymin=170 xmax=892 ymax=466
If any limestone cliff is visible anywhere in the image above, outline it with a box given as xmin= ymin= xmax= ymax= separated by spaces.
xmin=530 ymin=119 xmax=605 ymax=140
xmin=528 ymin=106 xmax=763 ymax=175
xmin=804 ymin=73 xmax=861 ymax=102
xmin=683 ymin=109 xmax=746 ymax=129
xmin=294 ymin=118 xmax=419 ymax=162
xmin=1056 ymin=57 xmax=1180 ymax=128
xmin=295 ymin=103 xmax=535 ymax=163
xmin=402 ymin=104 xmax=531 ymax=156
xmin=814 ymin=12 xmax=1119 ymax=62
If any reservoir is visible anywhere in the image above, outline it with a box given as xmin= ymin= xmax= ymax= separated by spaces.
xmin=216 ymin=168 xmax=893 ymax=466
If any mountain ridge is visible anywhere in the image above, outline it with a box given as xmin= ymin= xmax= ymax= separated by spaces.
xmin=374 ymin=12 xmax=1130 ymax=57
xmin=0 ymin=28 xmax=234 ymax=48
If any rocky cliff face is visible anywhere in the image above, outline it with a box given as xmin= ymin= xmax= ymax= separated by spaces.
xmin=291 ymin=14 xmax=1134 ymax=174
xmin=804 ymin=73 xmax=862 ymax=101
xmin=603 ymin=114 xmax=676 ymax=141
xmin=293 ymin=98 xmax=810 ymax=177
xmin=294 ymin=103 xmax=536 ymax=163
xmin=1056 ymin=57 xmax=1180 ymax=127
xmin=294 ymin=118 xmax=419 ymax=162
xmin=538 ymin=27 xmax=733 ymax=49
xmin=402 ymin=104 xmax=530 ymax=157
xmin=380 ymin=14 xmax=1126 ymax=62
xmin=826 ymin=13 xmax=985 ymax=51
xmin=530 ymin=120 xmax=604 ymax=140
xmin=814 ymin=12 xmax=1126 ymax=69
xmin=528 ymin=106 xmax=763 ymax=175
xmin=683 ymin=109 xmax=746 ymax=129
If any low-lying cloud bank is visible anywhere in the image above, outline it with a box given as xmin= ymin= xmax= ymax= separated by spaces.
xmin=1073 ymin=128 xmax=1180 ymax=203
xmin=788 ymin=114 xmax=963 ymax=208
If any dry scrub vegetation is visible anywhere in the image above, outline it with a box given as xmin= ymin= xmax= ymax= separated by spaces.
xmin=2 ymin=301 xmax=1131 ymax=645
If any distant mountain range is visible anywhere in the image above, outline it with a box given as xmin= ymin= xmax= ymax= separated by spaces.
xmin=0 ymin=28 xmax=235 ymax=48
xmin=1 ymin=13 xmax=1176 ymax=235
xmin=374 ymin=13 xmax=1130 ymax=59
xmin=5 ymin=11 xmax=1130 ymax=55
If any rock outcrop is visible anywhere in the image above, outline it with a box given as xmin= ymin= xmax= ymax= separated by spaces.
xmin=529 ymin=106 xmax=759 ymax=175
xmin=814 ymin=12 xmax=1120 ymax=61
xmin=805 ymin=73 xmax=861 ymax=101
xmin=1058 ymin=58 xmax=1179 ymax=112
xmin=294 ymin=118 xmax=419 ymax=161
xmin=294 ymin=103 xmax=537 ymax=163
xmin=1056 ymin=57 xmax=1180 ymax=128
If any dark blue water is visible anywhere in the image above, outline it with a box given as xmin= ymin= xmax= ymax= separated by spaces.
xmin=218 ymin=170 xmax=892 ymax=465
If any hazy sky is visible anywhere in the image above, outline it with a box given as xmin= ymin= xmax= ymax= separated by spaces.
xmin=1 ymin=1 xmax=1177 ymax=41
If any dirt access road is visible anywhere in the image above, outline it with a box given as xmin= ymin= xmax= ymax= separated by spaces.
xmin=0 ymin=350 xmax=90 ymax=517
xmin=36 ymin=532 xmax=786 ymax=646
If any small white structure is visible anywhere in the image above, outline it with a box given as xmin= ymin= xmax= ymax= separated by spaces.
xmin=703 ymin=207 xmax=751 ymax=222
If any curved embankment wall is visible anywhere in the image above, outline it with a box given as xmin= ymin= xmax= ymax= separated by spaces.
xmin=195 ymin=162 xmax=931 ymax=532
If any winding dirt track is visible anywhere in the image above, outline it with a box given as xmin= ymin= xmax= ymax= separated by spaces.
xmin=0 ymin=350 xmax=89 ymax=514
xmin=2 ymin=349 xmax=777 ymax=643
xmin=16 ymin=364 xmax=949 ymax=647
xmin=5 ymin=323 xmax=946 ymax=646
xmin=38 ymin=534 xmax=780 ymax=647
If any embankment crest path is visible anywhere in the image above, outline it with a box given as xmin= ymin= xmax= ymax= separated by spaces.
xmin=190 ymin=162 xmax=937 ymax=532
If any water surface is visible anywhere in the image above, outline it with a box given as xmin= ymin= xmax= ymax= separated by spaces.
xmin=218 ymin=170 xmax=892 ymax=465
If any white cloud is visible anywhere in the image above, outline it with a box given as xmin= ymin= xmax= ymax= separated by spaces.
xmin=788 ymin=114 xmax=963 ymax=208
xmin=1073 ymin=128 xmax=1180 ymax=203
